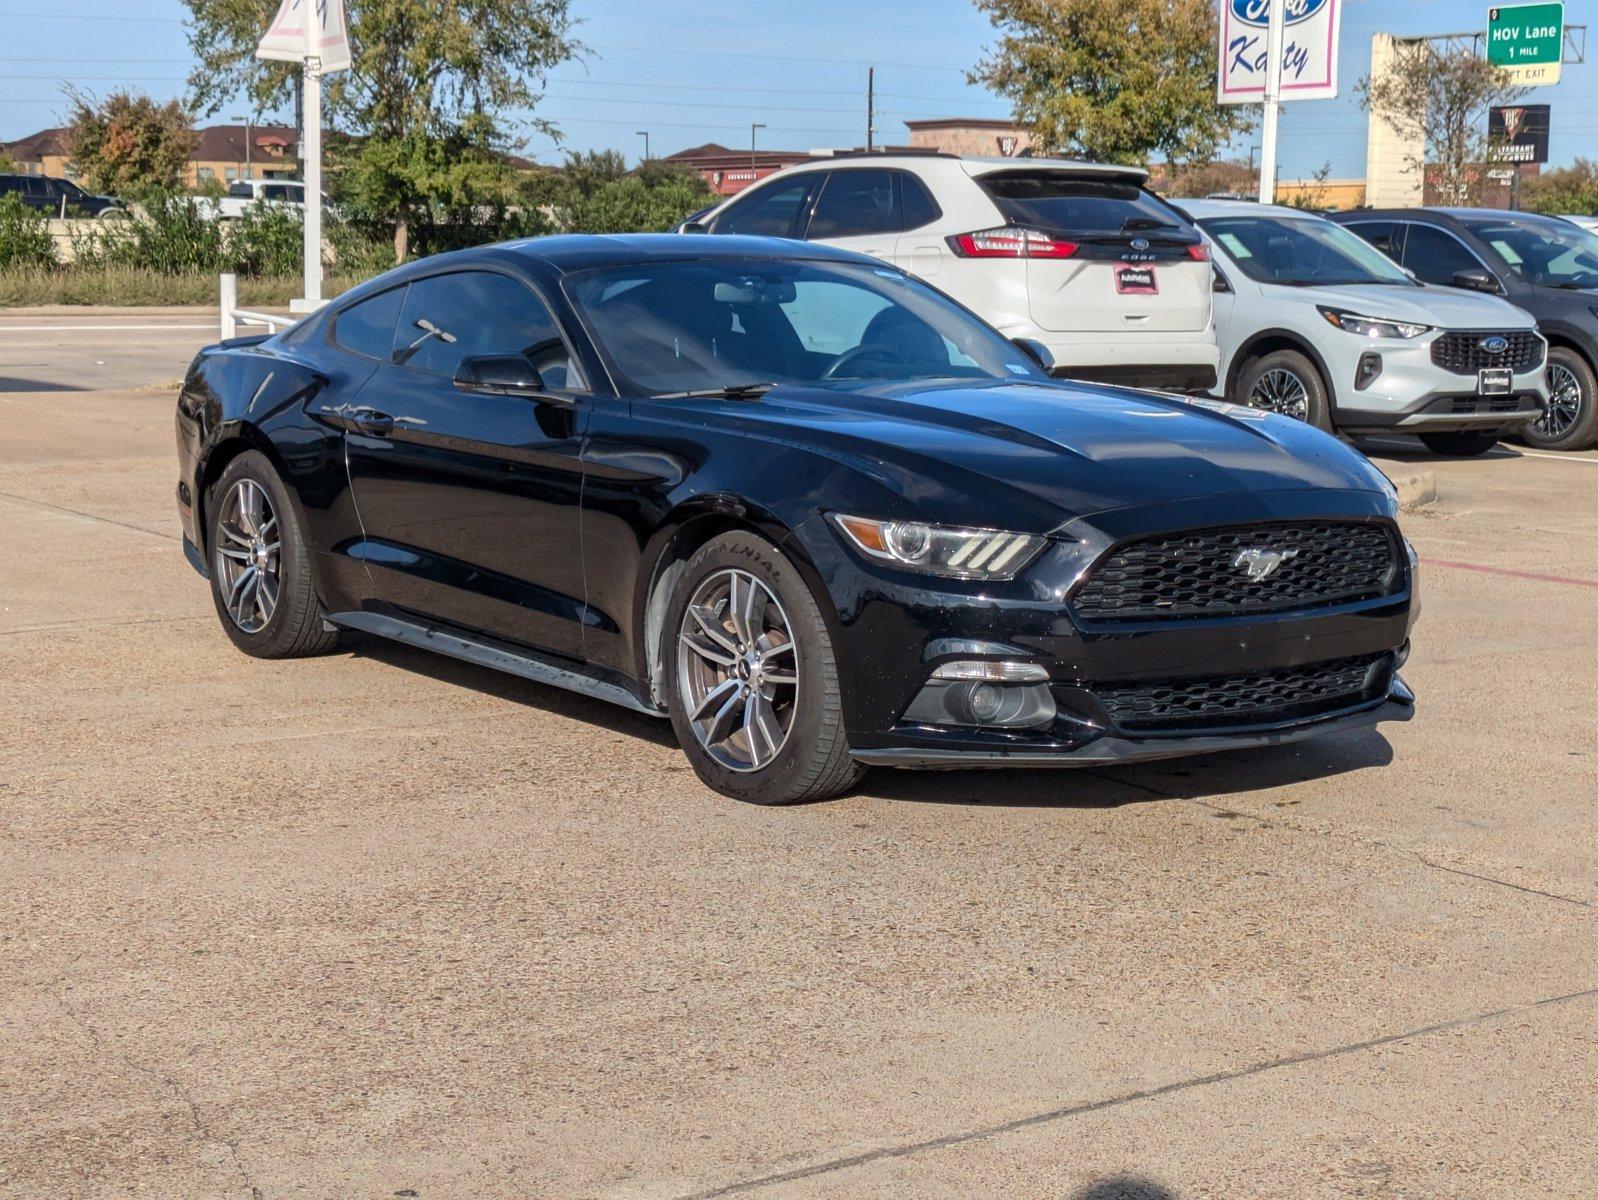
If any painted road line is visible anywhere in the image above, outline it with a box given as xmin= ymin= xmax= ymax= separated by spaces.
xmin=1519 ymin=451 xmax=1598 ymax=465
xmin=1429 ymin=559 xmax=1598 ymax=590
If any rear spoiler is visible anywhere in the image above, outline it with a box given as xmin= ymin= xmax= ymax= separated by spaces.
xmin=961 ymin=159 xmax=1150 ymax=185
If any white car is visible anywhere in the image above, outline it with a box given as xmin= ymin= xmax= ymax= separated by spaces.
xmin=1560 ymin=214 xmax=1598 ymax=234
xmin=200 ymin=178 xmax=329 ymax=220
xmin=1184 ymin=200 xmax=1549 ymax=456
xmin=682 ymin=154 xmax=1220 ymax=392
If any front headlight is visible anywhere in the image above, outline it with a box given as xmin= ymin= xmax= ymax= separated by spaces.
xmin=830 ymin=514 xmax=1046 ymax=580
xmin=1318 ymin=306 xmax=1431 ymax=339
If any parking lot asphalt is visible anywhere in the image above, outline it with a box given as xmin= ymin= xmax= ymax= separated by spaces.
xmin=3 ymin=322 xmax=1596 ymax=1198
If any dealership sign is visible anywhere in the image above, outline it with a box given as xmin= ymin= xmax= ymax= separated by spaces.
xmin=1488 ymin=103 xmax=1551 ymax=164
xmin=1219 ymin=0 xmax=1343 ymax=104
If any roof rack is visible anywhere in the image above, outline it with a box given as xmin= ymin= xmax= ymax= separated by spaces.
xmin=827 ymin=147 xmax=961 ymax=159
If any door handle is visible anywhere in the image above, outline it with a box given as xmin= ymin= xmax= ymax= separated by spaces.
xmin=350 ymin=405 xmax=396 ymax=435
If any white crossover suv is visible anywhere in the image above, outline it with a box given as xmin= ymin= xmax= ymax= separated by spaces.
xmin=1184 ymin=200 xmax=1549 ymax=456
xmin=682 ymin=153 xmax=1220 ymax=392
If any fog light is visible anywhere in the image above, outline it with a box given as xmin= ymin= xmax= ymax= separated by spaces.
xmin=1355 ymin=352 xmax=1383 ymax=391
xmin=968 ymin=682 xmax=1005 ymax=722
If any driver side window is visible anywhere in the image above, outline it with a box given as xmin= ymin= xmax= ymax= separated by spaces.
xmin=391 ymin=270 xmax=584 ymax=389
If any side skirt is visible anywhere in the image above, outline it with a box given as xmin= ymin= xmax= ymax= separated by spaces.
xmin=326 ymin=610 xmax=668 ymax=719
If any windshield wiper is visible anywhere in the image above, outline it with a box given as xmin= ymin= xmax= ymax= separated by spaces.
xmin=653 ymin=382 xmax=777 ymax=400
xmin=1122 ymin=217 xmax=1181 ymax=232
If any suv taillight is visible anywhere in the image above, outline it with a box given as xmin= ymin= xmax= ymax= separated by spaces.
xmin=1187 ymin=243 xmax=1211 ymax=262
xmin=947 ymin=226 xmax=1078 ymax=259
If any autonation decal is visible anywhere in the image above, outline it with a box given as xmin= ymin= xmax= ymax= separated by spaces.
xmin=1219 ymin=0 xmax=1342 ymax=104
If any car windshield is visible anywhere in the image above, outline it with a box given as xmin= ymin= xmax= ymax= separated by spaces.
xmin=1199 ymin=213 xmax=1415 ymax=287
xmin=564 ymin=258 xmax=1047 ymax=396
xmin=1461 ymin=215 xmax=1598 ymax=289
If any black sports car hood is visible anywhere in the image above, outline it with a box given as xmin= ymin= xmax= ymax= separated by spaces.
xmin=707 ymin=379 xmax=1393 ymax=530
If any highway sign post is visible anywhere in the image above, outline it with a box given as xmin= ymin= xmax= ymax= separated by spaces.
xmin=1488 ymin=2 xmax=1565 ymax=85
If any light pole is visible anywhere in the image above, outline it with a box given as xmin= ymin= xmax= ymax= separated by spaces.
xmin=232 ymin=114 xmax=253 ymax=180
xmin=636 ymin=130 xmax=650 ymax=162
xmin=750 ymin=122 xmax=766 ymax=171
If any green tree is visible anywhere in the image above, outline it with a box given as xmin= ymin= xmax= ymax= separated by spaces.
xmin=183 ymin=0 xmax=581 ymax=262
xmin=528 ymin=150 xmax=715 ymax=234
xmin=64 ymin=89 xmax=197 ymax=197
xmin=1521 ymin=158 xmax=1598 ymax=217
xmin=1359 ymin=42 xmax=1528 ymax=206
xmin=970 ymin=0 xmax=1251 ymax=165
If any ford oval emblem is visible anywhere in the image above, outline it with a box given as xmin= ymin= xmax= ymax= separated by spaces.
xmin=1130 ymin=237 xmax=1151 ymax=252
xmin=1231 ymin=0 xmax=1328 ymax=27
xmin=1480 ymin=335 xmax=1510 ymax=354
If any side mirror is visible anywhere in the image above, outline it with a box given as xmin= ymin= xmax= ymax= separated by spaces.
xmin=453 ymin=354 xmax=553 ymax=399
xmin=679 ymin=220 xmax=711 ymax=234
xmin=1451 ymin=268 xmax=1500 ymax=293
xmin=1011 ymin=338 xmax=1054 ymax=371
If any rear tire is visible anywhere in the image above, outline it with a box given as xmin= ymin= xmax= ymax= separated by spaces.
xmin=663 ymin=531 xmax=864 ymax=805
xmin=1233 ymin=349 xmax=1333 ymax=432
xmin=206 ymin=450 xmax=340 ymax=659
xmin=1521 ymin=346 xmax=1598 ymax=451
xmin=1418 ymin=430 xmax=1501 ymax=456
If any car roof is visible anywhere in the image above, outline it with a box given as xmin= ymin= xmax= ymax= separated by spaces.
xmin=760 ymin=153 xmax=1147 ymax=183
xmin=1182 ymin=199 xmax=1329 ymax=221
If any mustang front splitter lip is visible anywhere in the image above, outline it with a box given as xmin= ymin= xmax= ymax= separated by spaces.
xmin=850 ymin=679 xmax=1414 ymax=770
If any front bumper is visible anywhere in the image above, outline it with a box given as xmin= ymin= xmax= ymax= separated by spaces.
xmin=854 ymin=678 xmax=1414 ymax=768
xmin=788 ymin=488 xmax=1418 ymax=766
xmin=1327 ymin=332 xmax=1549 ymax=433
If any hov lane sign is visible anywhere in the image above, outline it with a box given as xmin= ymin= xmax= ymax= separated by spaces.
xmin=1488 ymin=2 xmax=1564 ymax=85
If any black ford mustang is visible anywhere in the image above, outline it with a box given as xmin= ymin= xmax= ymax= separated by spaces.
xmin=176 ymin=234 xmax=1417 ymax=804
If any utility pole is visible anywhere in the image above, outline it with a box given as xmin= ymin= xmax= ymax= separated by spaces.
xmin=1257 ymin=0 xmax=1285 ymax=204
xmin=232 ymin=114 xmax=253 ymax=179
xmin=751 ymin=122 xmax=766 ymax=171
xmin=636 ymin=130 xmax=650 ymax=162
xmin=866 ymin=67 xmax=875 ymax=151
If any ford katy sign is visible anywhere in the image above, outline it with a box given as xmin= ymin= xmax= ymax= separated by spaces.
xmin=1219 ymin=0 xmax=1342 ymax=104
xmin=1231 ymin=0 xmax=1330 ymax=26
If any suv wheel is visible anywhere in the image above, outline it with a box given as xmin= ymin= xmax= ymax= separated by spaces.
xmin=1418 ymin=431 xmax=1501 ymax=456
xmin=664 ymin=532 xmax=864 ymax=805
xmin=1522 ymin=347 xmax=1598 ymax=451
xmin=207 ymin=451 xmax=340 ymax=658
xmin=1234 ymin=350 xmax=1333 ymax=431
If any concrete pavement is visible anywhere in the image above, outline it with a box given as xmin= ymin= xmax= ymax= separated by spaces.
xmin=3 ymin=368 xmax=1595 ymax=1196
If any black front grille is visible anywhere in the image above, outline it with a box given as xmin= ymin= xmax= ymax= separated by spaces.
xmin=1431 ymin=330 xmax=1543 ymax=375
xmin=1071 ymin=522 xmax=1400 ymax=622
xmin=1096 ymin=654 xmax=1390 ymax=732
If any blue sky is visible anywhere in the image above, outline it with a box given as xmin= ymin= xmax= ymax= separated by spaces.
xmin=1 ymin=0 xmax=1594 ymax=180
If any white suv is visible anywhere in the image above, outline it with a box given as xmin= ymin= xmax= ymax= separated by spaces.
xmin=682 ymin=154 xmax=1220 ymax=392
xmin=1184 ymin=200 xmax=1548 ymax=455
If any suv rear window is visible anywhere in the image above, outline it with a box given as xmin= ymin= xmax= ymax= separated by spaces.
xmin=977 ymin=172 xmax=1192 ymax=238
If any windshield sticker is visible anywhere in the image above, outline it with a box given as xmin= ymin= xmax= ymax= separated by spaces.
xmin=1217 ymin=233 xmax=1252 ymax=258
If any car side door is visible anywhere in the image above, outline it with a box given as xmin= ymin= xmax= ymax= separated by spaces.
xmin=710 ymin=173 xmax=823 ymax=238
xmin=339 ymin=268 xmax=593 ymax=657
xmin=800 ymin=167 xmax=904 ymax=261
xmin=1397 ymin=222 xmax=1500 ymax=291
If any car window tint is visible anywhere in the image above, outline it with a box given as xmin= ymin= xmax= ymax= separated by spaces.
xmin=714 ymin=175 xmax=818 ymax=237
xmin=978 ymin=171 xmax=1190 ymax=236
xmin=1401 ymin=225 xmax=1480 ymax=285
xmin=262 ymin=184 xmax=292 ymax=202
xmin=807 ymin=169 xmax=900 ymax=239
xmin=781 ymin=280 xmax=895 ymax=355
xmin=392 ymin=270 xmax=581 ymax=388
xmin=228 ymin=181 xmax=254 ymax=198
xmin=900 ymin=172 xmax=941 ymax=230
xmin=1344 ymin=220 xmax=1400 ymax=258
xmin=332 ymin=286 xmax=407 ymax=360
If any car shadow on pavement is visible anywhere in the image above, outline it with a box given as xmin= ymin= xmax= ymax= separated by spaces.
xmin=345 ymin=635 xmax=680 ymax=750
xmin=1072 ymin=1179 xmax=1178 ymax=1200
xmin=1351 ymin=436 xmax=1527 ymax=463
xmin=860 ymin=730 xmax=1395 ymax=809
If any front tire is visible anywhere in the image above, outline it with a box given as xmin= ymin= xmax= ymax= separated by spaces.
xmin=1522 ymin=347 xmax=1598 ymax=451
xmin=664 ymin=532 xmax=863 ymax=805
xmin=1233 ymin=349 xmax=1333 ymax=431
xmin=206 ymin=450 xmax=339 ymax=659
xmin=1418 ymin=430 xmax=1501 ymax=456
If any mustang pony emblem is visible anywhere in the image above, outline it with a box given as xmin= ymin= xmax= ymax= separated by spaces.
xmin=1233 ymin=547 xmax=1299 ymax=581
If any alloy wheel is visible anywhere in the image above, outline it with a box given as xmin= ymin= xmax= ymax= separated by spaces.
xmin=213 ymin=478 xmax=281 ymax=633
xmin=1248 ymin=368 xmax=1311 ymax=421
xmin=1538 ymin=361 xmax=1583 ymax=440
xmin=676 ymin=568 xmax=799 ymax=773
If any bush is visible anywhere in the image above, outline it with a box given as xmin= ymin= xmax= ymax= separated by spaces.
xmin=230 ymin=202 xmax=305 ymax=277
xmin=1522 ymin=158 xmax=1598 ymax=218
xmin=74 ymin=192 xmax=224 ymax=273
xmin=0 ymin=193 xmax=57 ymax=268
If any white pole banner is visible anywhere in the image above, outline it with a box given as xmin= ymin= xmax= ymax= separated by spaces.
xmin=256 ymin=0 xmax=351 ymax=73
xmin=1219 ymin=0 xmax=1342 ymax=105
